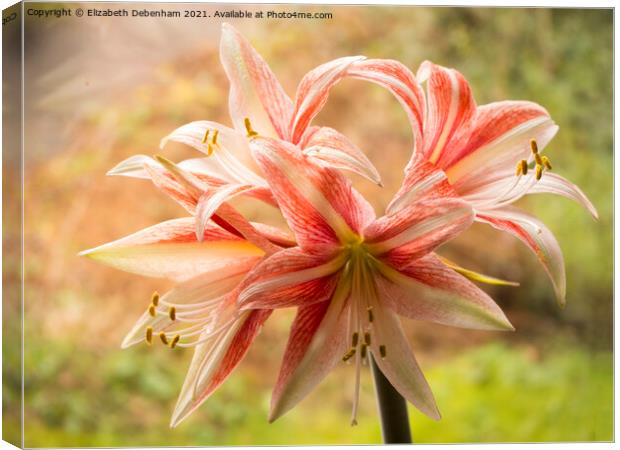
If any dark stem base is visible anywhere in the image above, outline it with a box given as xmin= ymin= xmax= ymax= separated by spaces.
xmin=370 ymin=355 xmax=413 ymax=444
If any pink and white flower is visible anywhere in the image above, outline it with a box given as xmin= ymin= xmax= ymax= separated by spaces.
xmin=237 ymin=136 xmax=514 ymax=424
xmin=380 ymin=61 xmax=598 ymax=306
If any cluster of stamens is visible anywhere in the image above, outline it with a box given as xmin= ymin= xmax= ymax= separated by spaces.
xmin=201 ymin=129 xmax=220 ymax=156
xmin=515 ymin=138 xmax=553 ymax=180
xmin=342 ymin=307 xmax=387 ymax=364
xmin=144 ymin=291 xmax=182 ymax=349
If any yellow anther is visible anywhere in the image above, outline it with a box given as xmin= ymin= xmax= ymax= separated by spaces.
xmin=151 ymin=291 xmax=159 ymax=307
xmin=342 ymin=348 xmax=356 ymax=362
xmin=148 ymin=304 xmax=156 ymax=317
xmin=360 ymin=344 xmax=368 ymax=359
xmin=364 ymin=332 xmax=371 ymax=346
xmin=535 ymin=164 xmax=543 ymax=181
xmin=202 ymin=129 xmax=210 ymax=144
xmin=145 ymin=327 xmax=153 ymax=345
xmin=207 ymin=143 xmax=214 ymax=156
xmin=367 ymin=306 xmax=374 ymax=323
xmin=530 ymin=139 xmax=539 ymax=154
xmin=244 ymin=117 xmax=258 ymax=137
xmin=534 ymin=153 xmax=543 ymax=166
xmin=379 ymin=345 xmax=387 ymax=359
xmin=542 ymin=156 xmax=552 ymax=170
xmin=351 ymin=332 xmax=359 ymax=347
xmin=515 ymin=159 xmax=528 ymax=177
xmin=169 ymin=307 xmax=176 ymax=321
xmin=212 ymin=130 xmax=219 ymax=145
xmin=169 ymin=335 xmax=180 ymax=349
xmin=159 ymin=332 xmax=169 ymax=345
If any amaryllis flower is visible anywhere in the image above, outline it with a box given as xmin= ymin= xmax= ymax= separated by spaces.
xmin=80 ymin=215 xmax=294 ymax=427
xmin=378 ymin=60 xmax=598 ymax=306
xmin=236 ymin=136 xmax=514 ymax=424
xmin=107 ymin=23 xmax=385 ymax=240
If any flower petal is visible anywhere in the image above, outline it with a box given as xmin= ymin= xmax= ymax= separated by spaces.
xmin=442 ymin=100 xmax=552 ymax=170
xmin=290 ymin=56 xmax=366 ymax=144
xmin=477 ymin=207 xmax=566 ymax=306
xmin=170 ymin=308 xmax=271 ymax=427
xmin=302 ymin=126 xmax=382 ymax=186
xmin=365 ymin=198 xmax=473 ymax=259
xmin=446 ymin=116 xmax=558 ymax=191
xmin=79 ymin=218 xmax=264 ymax=281
xmin=269 ymin=280 xmax=350 ymax=422
xmin=418 ymin=61 xmax=476 ymax=167
xmin=368 ymin=298 xmax=440 ymax=420
xmin=250 ymin=136 xmax=376 ymax=249
xmin=220 ymin=23 xmax=294 ymax=140
xmin=374 ymin=254 xmax=514 ymax=331
xmin=238 ymin=247 xmax=345 ymax=310
xmin=161 ymin=120 xmax=266 ymax=187
xmin=528 ymin=172 xmax=598 ymax=219
xmin=195 ymin=184 xmax=256 ymax=241
xmin=346 ymin=59 xmax=425 ymax=151
xmin=386 ymin=152 xmax=458 ymax=215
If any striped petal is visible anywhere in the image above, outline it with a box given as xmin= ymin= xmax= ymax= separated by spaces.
xmin=346 ymin=59 xmax=425 ymax=152
xmin=290 ymin=56 xmax=366 ymax=144
xmin=302 ymin=126 xmax=382 ymax=185
xmin=364 ymin=198 xmax=473 ymax=260
xmin=445 ymin=116 xmax=558 ymax=192
xmin=528 ymin=172 xmax=598 ymax=219
xmin=220 ymin=23 xmax=294 ymax=140
xmin=195 ymin=184 xmax=256 ymax=241
xmin=477 ymin=207 xmax=566 ymax=306
xmin=250 ymin=136 xmax=376 ymax=250
xmin=418 ymin=61 xmax=476 ymax=167
xmin=171 ymin=308 xmax=271 ymax=427
xmin=367 ymin=296 xmax=440 ymax=420
xmin=387 ymin=152 xmax=458 ymax=215
xmin=442 ymin=100 xmax=552 ymax=170
xmin=375 ymin=254 xmax=514 ymax=331
xmin=79 ymin=218 xmax=264 ymax=282
xmin=238 ymin=247 xmax=345 ymax=310
xmin=269 ymin=279 xmax=350 ymax=422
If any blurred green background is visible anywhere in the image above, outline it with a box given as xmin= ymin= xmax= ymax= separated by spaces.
xmin=6 ymin=5 xmax=612 ymax=446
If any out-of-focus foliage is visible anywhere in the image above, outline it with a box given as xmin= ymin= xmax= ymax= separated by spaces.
xmin=17 ymin=6 xmax=611 ymax=445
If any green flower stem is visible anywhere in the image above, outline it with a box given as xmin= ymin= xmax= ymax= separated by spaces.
xmin=370 ymin=354 xmax=412 ymax=444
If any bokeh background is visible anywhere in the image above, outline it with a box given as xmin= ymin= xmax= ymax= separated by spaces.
xmin=4 ymin=4 xmax=613 ymax=446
